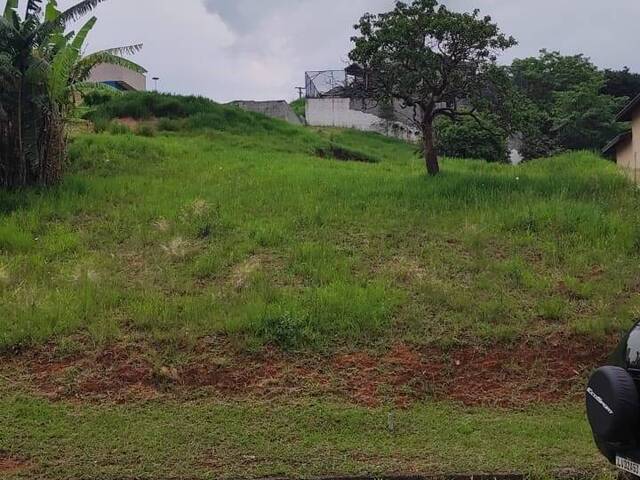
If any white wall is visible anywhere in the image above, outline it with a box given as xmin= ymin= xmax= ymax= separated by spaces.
xmin=306 ymin=98 xmax=420 ymax=142
xmin=307 ymin=98 xmax=379 ymax=129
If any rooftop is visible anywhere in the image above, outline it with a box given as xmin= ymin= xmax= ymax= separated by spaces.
xmin=602 ymin=130 xmax=632 ymax=156
xmin=616 ymin=92 xmax=640 ymax=122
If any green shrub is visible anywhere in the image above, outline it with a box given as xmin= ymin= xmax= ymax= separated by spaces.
xmin=93 ymin=118 xmax=110 ymax=133
xmin=157 ymin=118 xmax=185 ymax=132
xmin=108 ymin=122 xmax=131 ymax=135
xmin=83 ymin=88 xmax=118 ymax=106
xmin=520 ymin=129 xmax=561 ymax=161
xmin=85 ymin=92 xmax=302 ymax=137
xmin=435 ymin=115 xmax=509 ymax=163
xmin=136 ymin=124 xmax=156 ymax=137
xmin=87 ymin=92 xmax=220 ymax=120
xmin=259 ymin=310 xmax=307 ymax=351
xmin=290 ymin=98 xmax=306 ymax=119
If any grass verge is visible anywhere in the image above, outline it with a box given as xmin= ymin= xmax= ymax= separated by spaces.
xmin=0 ymin=388 xmax=610 ymax=480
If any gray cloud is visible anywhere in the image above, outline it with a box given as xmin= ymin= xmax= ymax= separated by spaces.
xmin=43 ymin=0 xmax=640 ymax=103
xmin=441 ymin=0 xmax=640 ymax=70
xmin=202 ymin=0 xmax=307 ymax=33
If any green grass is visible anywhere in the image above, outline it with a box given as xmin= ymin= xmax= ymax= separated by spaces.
xmin=0 ymin=386 xmax=611 ymax=479
xmin=1 ymin=102 xmax=640 ymax=352
xmin=290 ymin=98 xmax=306 ymax=119
xmin=0 ymin=91 xmax=635 ymax=478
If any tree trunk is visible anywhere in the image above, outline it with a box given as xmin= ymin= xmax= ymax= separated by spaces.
xmin=17 ymin=76 xmax=25 ymax=186
xmin=422 ymin=120 xmax=439 ymax=176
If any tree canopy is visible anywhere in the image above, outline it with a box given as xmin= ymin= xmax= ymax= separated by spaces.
xmin=603 ymin=67 xmax=640 ymax=100
xmin=508 ymin=50 xmax=627 ymax=159
xmin=349 ymin=0 xmax=516 ymax=175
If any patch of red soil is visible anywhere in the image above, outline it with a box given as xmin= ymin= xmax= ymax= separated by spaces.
xmin=18 ymin=344 xmax=156 ymax=402
xmin=0 ymin=453 xmax=29 ymax=473
xmin=439 ymin=336 xmax=603 ymax=407
xmin=2 ymin=334 xmax=612 ymax=408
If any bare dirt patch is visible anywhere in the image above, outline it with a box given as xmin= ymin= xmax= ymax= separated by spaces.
xmin=3 ymin=334 xmax=611 ymax=408
xmin=230 ymin=255 xmax=265 ymax=291
xmin=0 ymin=452 xmax=29 ymax=474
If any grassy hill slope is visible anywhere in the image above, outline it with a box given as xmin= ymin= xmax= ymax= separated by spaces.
xmin=2 ymin=99 xmax=638 ymax=352
xmin=0 ymin=92 xmax=636 ymax=478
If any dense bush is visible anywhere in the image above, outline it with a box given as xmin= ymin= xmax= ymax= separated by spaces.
xmin=108 ymin=122 xmax=131 ymax=135
xmin=157 ymin=118 xmax=185 ymax=132
xmin=87 ymin=92 xmax=225 ymax=120
xmin=83 ymin=89 xmax=119 ymax=107
xmin=136 ymin=124 xmax=156 ymax=137
xmin=519 ymin=131 xmax=561 ymax=161
xmin=86 ymin=92 xmax=301 ymax=137
xmin=435 ymin=115 xmax=509 ymax=163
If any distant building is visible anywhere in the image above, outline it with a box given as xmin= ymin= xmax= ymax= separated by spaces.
xmin=603 ymin=93 xmax=640 ymax=180
xmin=230 ymin=100 xmax=304 ymax=126
xmin=88 ymin=63 xmax=147 ymax=91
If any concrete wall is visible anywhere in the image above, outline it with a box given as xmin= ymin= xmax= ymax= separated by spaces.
xmin=306 ymin=98 xmax=420 ymax=142
xmin=613 ymin=109 xmax=640 ymax=181
xmin=88 ymin=64 xmax=146 ymax=91
xmin=231 ymin=100 xmax=304 ymax=126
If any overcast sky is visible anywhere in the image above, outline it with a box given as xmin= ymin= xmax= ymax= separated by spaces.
xmin=26 ymin=0 xmax=640 ymax=102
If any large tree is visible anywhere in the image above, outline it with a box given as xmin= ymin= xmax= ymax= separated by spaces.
xmin=603 ymin=67 xmax=640 ymax=100
xmin=509 ymin=51 xmax=628 ymax=158
xmin=349 ymin=0 xmax=515 ymax=175
xmin=510 ymin=50 xmax=601 ymax=109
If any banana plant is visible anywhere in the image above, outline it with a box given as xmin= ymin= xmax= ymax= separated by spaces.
xmin=0 ymin=0 xmax=141 ymax=187
xmin=45 ymin=0 xmax=144 ymax=112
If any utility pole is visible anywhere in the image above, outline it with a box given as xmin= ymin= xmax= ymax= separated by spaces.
xmin=295 ymin=87 xmax=305 ymax=99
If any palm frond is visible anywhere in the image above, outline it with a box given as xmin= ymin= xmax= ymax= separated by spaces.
xmin=48 ymin=17 xmax=96 ymax=104
xmin=73 ymin=51 xmax=146 ymax=83
xmin=58 ymin=0 xmax=107 ymax=25
xmin=49 ymin=45 xmax=77 ymax=102
xmin=24 ymin=55 xmax=51 ymax=85
xmin=70 ymin=16 xmax=96 ymax=50
xmin=0 ymin=15 xmax=17 ymax=38
xmin=25 ymin=0 xmax=44 ymax=19
xmin=0 ymin=52 xmax=19 ymax=81
xmin=3 ymin=0 xmax=18 ymax=19
xmin=44 ymin=0 xmax=60 ymax=22
xmin=42 ymin=2 xmax=67 ymax=54
xmin=22 ymin=0 xmax=46 ymax=36
xmin=95 ymin=44 xmax=143 ymax=58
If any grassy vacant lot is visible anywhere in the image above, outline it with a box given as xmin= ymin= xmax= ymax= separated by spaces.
xmin=0 ymin=92 xmax=637 ymax=478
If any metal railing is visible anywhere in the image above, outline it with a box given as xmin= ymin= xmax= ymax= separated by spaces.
xmin=305 ymin=70 xmax=348 ymax=98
